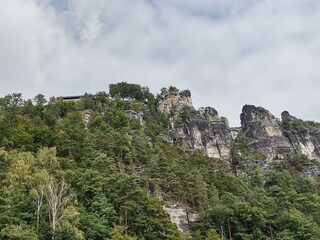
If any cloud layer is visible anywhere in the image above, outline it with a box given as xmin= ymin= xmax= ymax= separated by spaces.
xmin=1 ymin=0 xmax=320 ymax=125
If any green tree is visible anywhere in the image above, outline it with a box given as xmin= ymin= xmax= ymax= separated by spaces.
xmin=33 ymin=94 xmax=47 ymax=106
xmin=0 ymin=224 xmax=39 ymax=240
xmin=205 ymin=229 xmax=223 ymax=240
xmin=109 ymin=82 xmax=144 ymax=101
xmin=276 ymin=208 xmax=320 ymax=240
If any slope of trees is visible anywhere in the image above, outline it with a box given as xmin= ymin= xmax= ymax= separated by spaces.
xmin=0 ymin=85 xmax=320 ymax=239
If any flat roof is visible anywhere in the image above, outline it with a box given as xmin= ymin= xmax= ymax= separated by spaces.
xmin=60 ymin=95 xmax=83 ymax=100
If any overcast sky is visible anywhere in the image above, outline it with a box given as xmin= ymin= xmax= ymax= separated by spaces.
xmin=1 ymin=0 xmax=320 ymax=126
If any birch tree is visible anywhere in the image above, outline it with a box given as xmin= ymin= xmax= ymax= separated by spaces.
xmin=30 ymin=186 xmax=44 ymax=234
xmin=44 ymin=177 xmax=71 ymax=239
xmin=30 ymin=170 xmax=49 ymax=234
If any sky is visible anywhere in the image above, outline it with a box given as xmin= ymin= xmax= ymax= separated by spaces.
xmin=1 ymin=0 xmax=320 ymax=126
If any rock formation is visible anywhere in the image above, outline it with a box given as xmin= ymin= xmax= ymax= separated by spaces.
xmin=240 ymin=105 xmax=295 ymax=160
xmin=241 ymin=105 xmax=320 ymax=162
xmin=157 ymin=88 xmax=193 ymax=117
xmin=157 ymin=88 xmax=232 ymax=159
xmin=157 ymin=88 xmax=320 ymax=164
xmin=124 ymin=110 xmax=145 ymax=126
xmin=281 ymin=111 xmax=320 ymax=160
xmin=164 ymin=202 xmax=199 ymax=233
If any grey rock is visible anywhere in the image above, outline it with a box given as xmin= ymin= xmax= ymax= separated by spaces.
xmin=240 ymin=105 xmax=320 ymax=162
xmin=157 ymin=134 xmax=174 ymax=145
xmin=164 ymin=202 xmax=199 ymax=233
xmin=282 ymin=111 xmax=320 ymax=160
xmin=301 ymin=163 xmax=320 ymax=179
xmin=124 ymin=110 xmax=145 ymax=126
xmin=83 ymin=109 xmax=92 ymax=129
xmin=204 ymin=107 xmax=220 ymax=122
xmin=241 ymin=105 xmax=295 ymax=160
xmin=230 ymin=127 xmax=242 ymax=140
xmin=175 ymin=107 xmax=232 ymax=159
xmin=158 ymin=88 xmax=232 ymax=159
xmin=158 ymin=90 xmax=320 ymax=162
xmin=157 ymin=88 xmax=193 ymax=117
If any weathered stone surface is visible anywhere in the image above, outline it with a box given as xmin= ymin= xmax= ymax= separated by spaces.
xmin=157 ymin=88 xmax=193 ymax=117
xmin=158 ymin=88 xmax=232 ymax=159
xmin=157 ymin=134 xmax=174 ymax=145
xmin=230 ymin=127 xmax=242 ymax=139
xmin=301 ymin=163 xmax=320 ymax=179
xmin=164 ymin=202 xmax=199 ymax=233
xmin=124 ymin=110 xmax=145 ymax=126
xmin=158 ymin=90 xmax=320 ymax=162
xmin=82 ymin=109 xmax=92 ymax=129
xmin=241 ymin=105 xmax=295 ymax=160
xmin=174 ymin=107 xmax=232 ymax=159
xmin=282 ymin=111 xmax=320 ymax=160
xmin=240 ymin=106 xmax=320 ymax=161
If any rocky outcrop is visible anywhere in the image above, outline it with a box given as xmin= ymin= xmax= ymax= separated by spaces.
xmin=164 ymin=202 xmax=199 ymax=233
xmin=157 ymin=88 xmax=233 ymax=159
xmin=301 ymin=163 xmax=320 ymax=179
xmin=82 ymin=109 xmax=92 ymax=129
xmin=124 ymin=110 xmax=145 ymax=126
xmin=241 ymin=105 xmax=295 ymax=160
xmin=157 ymin=88 xmax=320 ymax=162
xmin=241 ymin=105 xmax=320 ymax=161
xmin=157 ymin=88 xmax=193 ymax=117
xmin=281 ymin=111 xmax=320 ymax=160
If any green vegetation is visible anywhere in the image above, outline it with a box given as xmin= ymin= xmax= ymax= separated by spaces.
xmin=175 ymin=106 xmax=198 ymax=124
xmin=0 ymin=84 xmax=320 ymax=239
xmin=282 ymin=114 xmax=320 ymax=129
xmin=230 ymin=133 xmax=266 ymax=176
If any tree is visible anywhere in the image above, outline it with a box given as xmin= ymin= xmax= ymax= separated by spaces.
xmin=44 ymin=177 xmax=72 ymax=239
xmin=205 ymin=229 xmax=223 ymax=240
xmin=0 ymin=224 xmax=39 ymax=240
xmin=33 ymin=94 xmax=47 ymax=106
xmin=276 ymin=208 xmax=320 ymax=240
xmin=30 ymin=170 xmax=50 ymax=234
xmin=4 ymin=93 xmax=25 ymax=109
xmin=110 ymin=225 xmax=137 ymax=240
xmin=37 ymin=147 xmax=59 ymax=170
xmin=79 ymin=93 xmax=95 ymax=110
xmin=109 ymin=82 xmax=144 ymax=101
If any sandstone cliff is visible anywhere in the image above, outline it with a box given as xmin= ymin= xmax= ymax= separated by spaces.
xmin=157 ymin=88 xmax=320 ymax=165
xmin=240 ymin=105 xmax=295 ymax=160
xmin=157 ymin=87 xmax=193 ymax=117
xmin=241 ymin=105 xmax=320 ymax=162
xmin=281 ymin=111 xmax=320 ymax=159
xmin=157 ymin=88 xmax=232 ymax=159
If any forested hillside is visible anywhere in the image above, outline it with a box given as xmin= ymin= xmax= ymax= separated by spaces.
xmin=1 ymin=83 xmax=320 ymax=240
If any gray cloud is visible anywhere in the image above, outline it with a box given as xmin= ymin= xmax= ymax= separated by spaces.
xmin=1 ymin=0 xmax=320 ymax=126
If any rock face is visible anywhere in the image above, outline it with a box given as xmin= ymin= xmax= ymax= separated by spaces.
xmin=177 ymin=108 xmax=232 ymax=159
xmin=281 ymin=111 xmax=320 ymax=160
xmin=124 ymin=110 xmax=145 ymax=126
xmin=157 ymin=88 xmax=232 ymax=159
xmin=241 ymin=105 xmax=320 ymax=161
xmin=241 ymin=105 xmax=295 ymax=160
xmin=164 ymin=202 xmax=199 ymax=233
xmin=82 ymin=109 xmax=92 ymax=129
xmin=157 ymin=89 xmax=320 ymax=162
xmin=157 ymin=88 xmax=193 ymax=117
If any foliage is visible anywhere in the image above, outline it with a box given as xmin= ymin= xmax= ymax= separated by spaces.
xmin=109 ymin=82 xmax=149 ymax=102
xmin=282 ymin=114 xmax=320 ymax=129
xmin=175 ymin=106 xmax=198 ymax=124
xmin=230 ymin=133 xmax=266 ymax=176
xmin=0 ymin=85 xmax=320 ymax=240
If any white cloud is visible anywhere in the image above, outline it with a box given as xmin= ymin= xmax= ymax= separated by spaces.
xmin=1 ymin=0 xmax=320 ymax=125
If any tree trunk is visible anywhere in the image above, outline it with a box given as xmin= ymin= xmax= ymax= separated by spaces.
xmin=228 ymin=218 xmax=232 ymax=240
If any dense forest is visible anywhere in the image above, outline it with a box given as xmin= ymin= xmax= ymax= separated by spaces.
xmin=1 ymin=82 xmax=320 ymax=240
